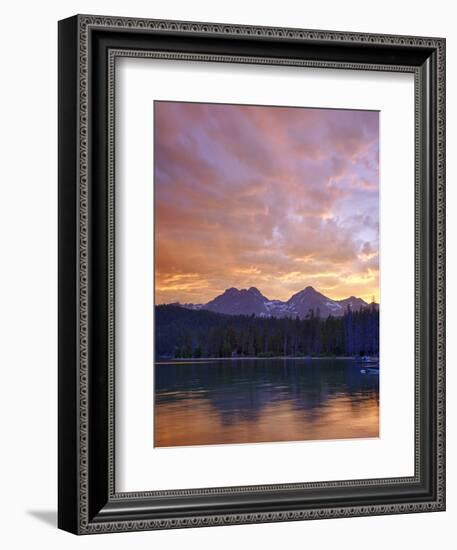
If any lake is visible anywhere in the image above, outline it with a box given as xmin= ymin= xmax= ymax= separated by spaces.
xmin=154 ymin=358 xmax=379 ymax=447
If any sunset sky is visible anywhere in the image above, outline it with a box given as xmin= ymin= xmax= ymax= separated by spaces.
xmin=154 ymin=101 xmax=379 ymax=305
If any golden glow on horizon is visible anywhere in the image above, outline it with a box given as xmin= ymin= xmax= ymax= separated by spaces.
xmin=155 ymin=275 xmax=380 ymax=305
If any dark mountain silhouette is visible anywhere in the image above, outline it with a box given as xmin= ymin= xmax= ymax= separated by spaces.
xmin=338 ymin=296 xmax=371 ymax=312
xmin=286 ymin=286 xmax=344 ymax=318
xmin=205 ymin=287 xmax=270 ymax=316
xmin=179 ymin=286 xmax=377 ymax=319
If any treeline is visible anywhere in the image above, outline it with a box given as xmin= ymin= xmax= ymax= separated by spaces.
xmin=155 ymin=305 xmax=379 ymax=359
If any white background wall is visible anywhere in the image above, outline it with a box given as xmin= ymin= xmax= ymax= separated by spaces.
xmin=0 ymin=1 xmax=454 ymax=548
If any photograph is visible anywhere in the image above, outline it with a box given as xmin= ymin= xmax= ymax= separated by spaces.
xmin=154 ymin=101 xmax=380 ymax=447
xmin=52 ymin=6 xmax=445 ymax=538
xmin=0 ymin=0 xmax=449 ymax=543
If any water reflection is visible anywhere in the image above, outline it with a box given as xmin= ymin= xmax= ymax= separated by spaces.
xmin=154 ymin=358 xmax=379 ymax=447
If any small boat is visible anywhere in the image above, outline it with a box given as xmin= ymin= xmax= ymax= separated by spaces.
xmin=360 ymin=366 xmax=380 ymax=375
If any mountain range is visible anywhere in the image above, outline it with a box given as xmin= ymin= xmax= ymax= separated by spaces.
xmin=176 ymin=286 xmax=377 ymax=320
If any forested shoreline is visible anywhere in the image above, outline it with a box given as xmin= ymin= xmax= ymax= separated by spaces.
xmin=155 ymin=304 xmax=379 ymax=360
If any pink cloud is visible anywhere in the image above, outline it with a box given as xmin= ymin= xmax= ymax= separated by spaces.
xmin=155 ymin=101 xmax=379 ymax=304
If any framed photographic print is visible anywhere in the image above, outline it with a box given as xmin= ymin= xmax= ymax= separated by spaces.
xmin=58 ymin=14 xmax=446 ymax=534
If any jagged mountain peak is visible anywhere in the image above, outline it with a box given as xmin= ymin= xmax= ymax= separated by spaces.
xmin=247 ymin=286 xmax=265 ymax=297
xmin=179 ymin=286 xmax=374 ymax=319
xmin=288 ymin=285 xmax=325 ymax=301
xmin=220 ymin=286 xmax=268 ymax=299
xmin=224 ymin=287 xmax=240 ymax=294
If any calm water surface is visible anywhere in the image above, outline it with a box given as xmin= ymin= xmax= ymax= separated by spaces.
xmin=154 ymin=358 xmax=379 ymax=447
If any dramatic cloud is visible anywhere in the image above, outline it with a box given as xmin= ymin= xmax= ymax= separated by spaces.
xmin=155 ymin=101 xmax=379 ymax=304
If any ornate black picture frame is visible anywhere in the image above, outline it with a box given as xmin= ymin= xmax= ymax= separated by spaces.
xmin=58 ymin=14 xmax=446 ymax=534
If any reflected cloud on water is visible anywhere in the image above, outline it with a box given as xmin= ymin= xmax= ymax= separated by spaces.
xmin=154 ymin=358 xmax=379 ymax=447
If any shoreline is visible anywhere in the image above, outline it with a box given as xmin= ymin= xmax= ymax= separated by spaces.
xmin=155 ymin=355 xmax=379 ymax=364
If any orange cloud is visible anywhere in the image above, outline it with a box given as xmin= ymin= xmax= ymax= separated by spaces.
xmin=154 ymin=102 xmax=379 ymax=304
